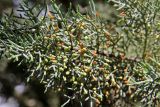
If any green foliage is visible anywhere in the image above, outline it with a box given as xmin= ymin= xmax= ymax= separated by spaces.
xmin=0 ymin=0 xmax=160 ymax=106
xmin=117 ymin=0 xmax=160 ymax=59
